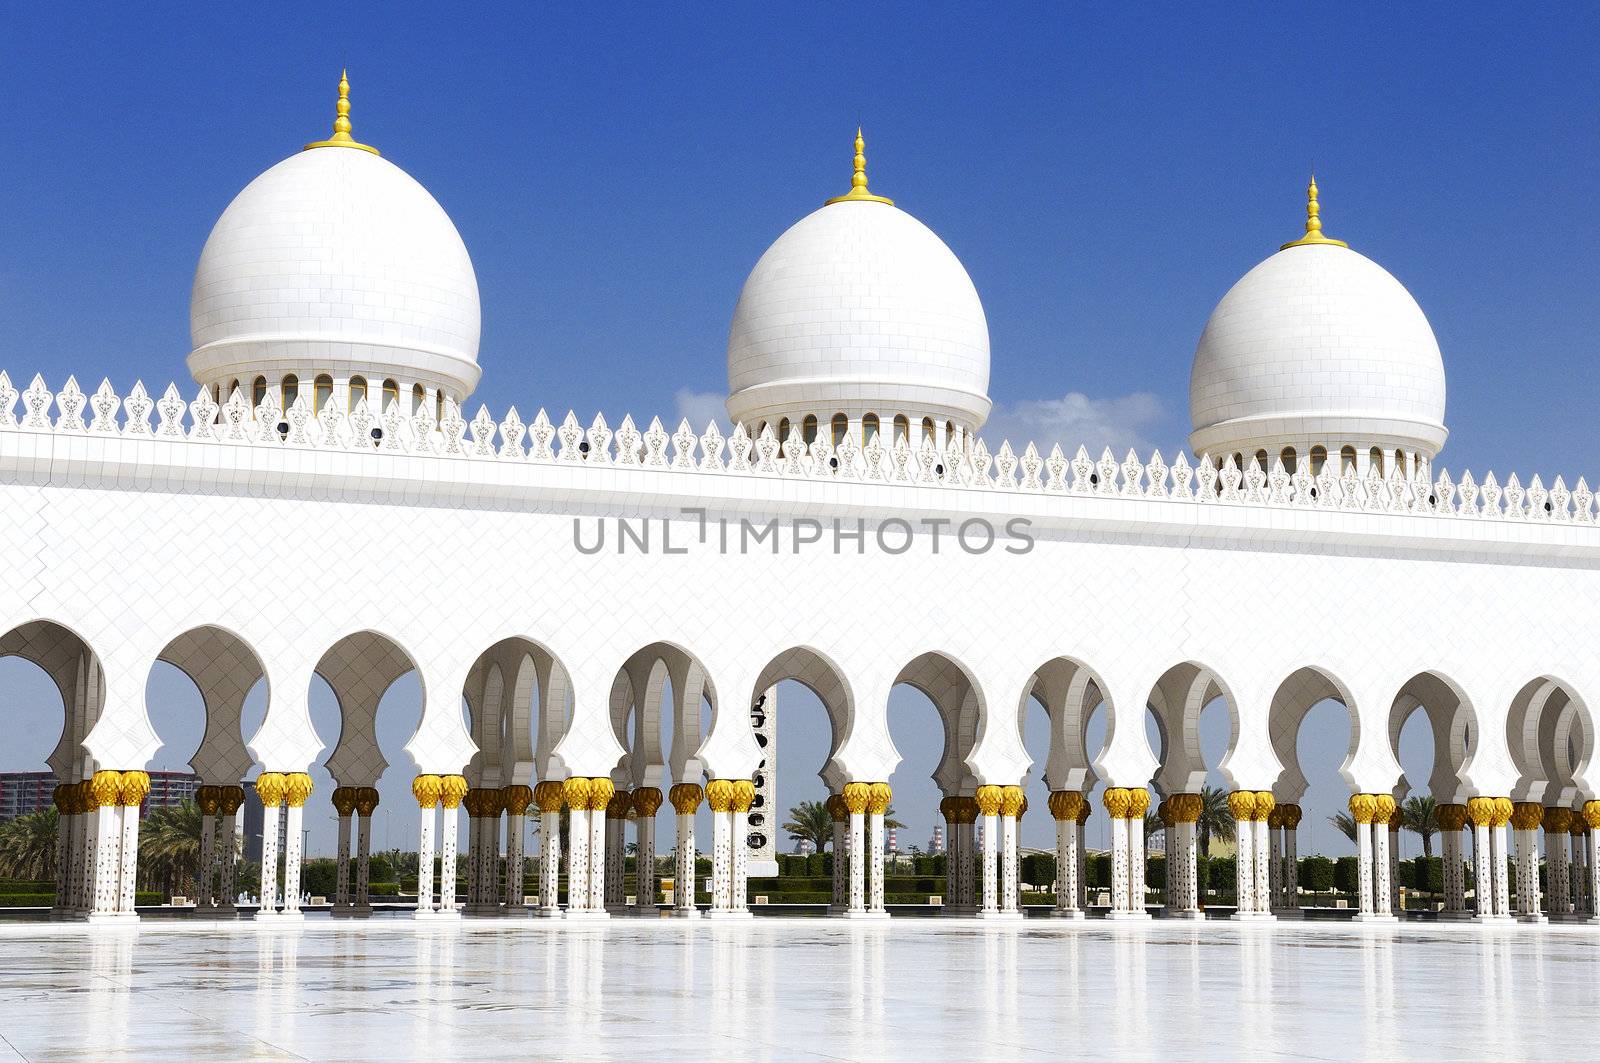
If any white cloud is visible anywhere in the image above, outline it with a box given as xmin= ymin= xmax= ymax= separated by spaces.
xmin=673 ymin=388 xmax=728 ymax=430
xmin=978 ymin=391 xmax=1171 ymax=458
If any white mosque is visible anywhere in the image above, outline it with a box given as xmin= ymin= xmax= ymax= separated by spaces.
xmin=2 ymin=74 xmax=1597 ymax=927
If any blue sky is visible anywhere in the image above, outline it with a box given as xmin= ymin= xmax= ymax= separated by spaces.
xmin=1 ymin=4 xmax=1596 ymax=857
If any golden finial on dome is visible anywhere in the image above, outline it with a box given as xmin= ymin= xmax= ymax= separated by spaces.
xmin=304 ymin=69 xmax=380 ymax=156
xmin=825 ymin=126 xmax=893 ymax=206
xmin=1280 ymin=172 xmax=1346 ymax=249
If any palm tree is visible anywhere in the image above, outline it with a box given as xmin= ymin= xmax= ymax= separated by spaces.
xmin=1143 ymin=810 xmax=1164 ymax=841
xmin=1402 ymin=795 xmax=1438 ymax=858
xmin=1196 ymin=786 xmax=1235 ymax=855
xmin=0 ymin=807 xmax=59 ymax=880
xmin=1330 ymin=812 xmax=1357 ymax=844
xmin=139 ymin=800 xmax=203 ymax=896
xmin=783 ymin=800 xmax=833 ymax=853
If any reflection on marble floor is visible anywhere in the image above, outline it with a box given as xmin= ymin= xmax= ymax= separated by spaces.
xmin=0 ymin=918 xmax=1592 ymax=1062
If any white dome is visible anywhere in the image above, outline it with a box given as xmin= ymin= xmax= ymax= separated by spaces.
xmin=189 ymin=143 xmax=481 ymax=400
xmin=726 ymin=196 xmax=991 ymax=434
xmin=1189 ymin=241 xmax=1447 ymax=460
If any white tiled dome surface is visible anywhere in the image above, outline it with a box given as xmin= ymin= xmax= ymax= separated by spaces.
xmin=727 ymin=200 xmax=990 ymax=416
xmin=189 ymin=147 xmax=480 ymax=386
xmin=1189 ymin=243 xmax=1446 ymax=444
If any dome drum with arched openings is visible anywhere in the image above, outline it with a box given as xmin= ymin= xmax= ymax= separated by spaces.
xmin=188 ymin=72 xmax=482 ymax=420
xmin=725 ymin=130 xmax=991 ymax=454
xmin=1188 ymin=177 xmax=1447 ymax=478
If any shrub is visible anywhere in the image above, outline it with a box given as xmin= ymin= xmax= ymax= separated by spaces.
xmin=1299 ymin=855 xmax=1335 ymax=893
xmin=1208 ymin=856 xmax=1236 ymax=895
xmin=1085 ymin=852 xmax=1110 ymax=889
xmin=1333 ymin=856 xmax=1359 ymax=894
xmin=1020 ymin=853 xmax=1056 ymax=889
xmin=1144 ymin=855 xmax=1165 ymax=891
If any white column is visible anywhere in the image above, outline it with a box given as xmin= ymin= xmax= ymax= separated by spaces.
xmin=605 ymin=812 xmax=626 ymax=912
xmin=1234 ymin=811 xmax=1256 ymax=917
xmin=1491 ymin=820 xmax=1512 ymax=917
xmin=868 ymin=806 xmax=887 ymax=915
xmin=1472 ymin=815 xmax=1495 ymax=919
xmin=1000 ymin=808 xmax=1019 ymax=914
xmin=958 ymin=816 xmax=978 ymax=914
xmin=732 ymin=803 xmax=751 ymax=915
xmin=672 ymin=789 xmax=699 ymax=917
xmin=849 ymin=809 xmax=868 ymax=915
xmin=505 ymin=791 xmax=530 ymax=912
xmin=539 ymin=803 xmax=563 ymax=917
xmin=1355 ymin=820 xmax=1374 ymax=916
xmin=1076 ymin=815 xmax=1089 ymax=910
xmin=631 ymin=790 xmax=657 ymax=915
xmin=1546 ymin=818 xmax=1570 ymax=917
xmin=1179 ymin=819 xmax=1201 ymax=913
xmin=198 ymin=808 xmax=217 ymax=908
xmin=354 ymin=809 xmax=374 ymax=914
xmin=90 ymin=792 xmax=122 ymax=919
xmin=334 ymin=810 xmax=353 ymax=911
xmin=1052 ymin=796 xmax=1083 ymax=918
xmin=586 ymin=799 xmax=608 ymax=915
xmin=1440 ymin=821 xmax=1465 ymax=916
xmin=1586 ymin=824 xmax=1600 ymax=921
xmin=1129 ymin=803 xmax=1148 ymax=916
xmin=566 ymin=805 xmax=591 ymax=913
xmin=832 ymin=814 xmax=849 ymax=913
xmin=259 ymin=800 xmax=282 ymax=917
xmin=1387 ymin=825 xmax=1401 ymax=914
xmin=416 ymin=797 xmax=437 ymax=916
xmin=1371 ymin=820 xmax=1392 ymax=918
xmin=979 ymin=809 xmax=999 ymax=916
xmin=1111 ymin=816 xmax=1133 ymax=915
xmin=219 ymin=795 xmax=242 ymax=911
xmin=1282 ymin=821 xmax=1299 ymax=913
xmin=438 ymin=778 xmax=464 ymax=915
xmin=1513 ymin=812 xmax=1543 ymax=922
xmin=282 ymin=801 xmax=305 ymax=916
xmin=115 ymin=800 xmax=143 ymax=916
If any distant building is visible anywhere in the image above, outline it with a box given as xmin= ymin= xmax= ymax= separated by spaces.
xmin=930 ymin=823 xmax=945 ymax=855
xmin=0 ymin=769 xmax=201 ymax=822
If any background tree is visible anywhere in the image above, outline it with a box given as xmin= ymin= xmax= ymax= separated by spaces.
xmin=0 ymin=807 xmax=58 ymax=880
xmin=1196 ymin=786 xmax=1235 ymax=855
xmin=1329 ymin=812 xmax=1357 ymax=844
xmin=1402 ymin=795 xmax=1438 ymax=858
xmin=140 ymin=800 xmax=202 ymax=896
xmin=783 ymin=800 xmax=833 ymax=854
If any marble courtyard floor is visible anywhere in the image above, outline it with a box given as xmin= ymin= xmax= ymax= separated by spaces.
xmin=0 ymin=916 xmax=1595 ymax=1062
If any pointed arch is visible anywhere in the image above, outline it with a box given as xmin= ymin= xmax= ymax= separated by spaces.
xmin=1144 ymin=661 xmax=1238 ymax=796
xmin=1018 ymin=656 xmax=1112 ymax=794
xmin=151 ymin=624 xmax=268 ymax=786
xmin=1386 ymin=670 xmax=1477 ymax=805
xmin=315 ymin=631 xmax=422 ymax=789
xmin=1266 ymin=665 xmax=1361 ymax=801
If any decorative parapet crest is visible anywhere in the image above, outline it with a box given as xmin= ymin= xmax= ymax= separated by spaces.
xmin=0 ymin=371 xmax=1595 ymax=526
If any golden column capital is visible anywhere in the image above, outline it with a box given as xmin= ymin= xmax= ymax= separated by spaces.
xmin=1126 ymin=787 xmax=1150 ymax=818
xmin=1434 ymin=803 xmax=1467 ymax=832
xmin=866 ymin=782 xmax=893 ymax=816
xmin=218 ymin=785 xmax=247 ymax=816
xmin=438 ymin=775 xmax=468 ymax=810
xmin=1543 ymin=807 xmax=1571 ymax=833
xmin=502 ymin=784 xmax=535 ymax=816
xmin=1490 ymin=797 xmax=1514 ymax=827
xmin=843 ymin=781 xmax=874 ymax=815
xmin=532 ymin=780 xmax=565 ymax=814
xmin=631 ymin=787 xmax=663 ymax=817
xmin=999 ymin=785 xmax=1024 ymax=818
xmin=827 ymin=793 xmax=849 ymax=822
xmin=1076 ymin=796 xmax=1092 ymax=825
xmin=255 ymin=771 xmax=287 ymax=807
xmin=284 ymin=772 xmax=313 ymax=809
xmin=117 ymin=770 xmax=150 ymax=807
xmin=1102 ymin=786 xmax=1131 ymax=820
xmin=1372 ymin=794 xmax=1395 ymax=827
xmin=587 ymin=777 xmax=616 ymax=813
xmin=352 ymin=787 xmax=379 ymax=816
xmin=731 ymin=779 xmax=757 ymax=814
xmin=1281 ymin=803 xmax=1303 ymax=829
xmin=1510 ymin=801 xmax=1544 ymax=831
xmin=1228 ymin=790 xmax=1257 ymax=822
xmin=560 ymin=777 xmax=592 ymax=812
xmin=412 ymin=774 xmax=443 ymax=809
xmin=668 ymin=782 xmax=703 ymax=814
xmin=1465 ymin=797 xmax=1496 ymax=827
xmin=1583 ymin=800 xmax=1600 ymax=830
xmin=607 ymin=789 xmax=634 ymax=818
xmin=1347 ymin=793 xmax=1376 ymax=824
xmin=330 ymin=786 xmax=357 ymax=817
xmin=1047 ymin=789 xmax=1084 ymax=822
xmin=705 ymin=779 xmax=735 ymax=814
xmin=1251 ymin=792 xmax=1274 ymax=822
xmin=195 ymin=785 xmax=222 ymax=816
xmin=975 ymin=784 xmax=1005 ymax=818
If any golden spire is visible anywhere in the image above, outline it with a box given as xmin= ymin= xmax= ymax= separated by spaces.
xmin=824 ymin=126 xmax=893 ymax=206
xmin=1280 ymin=172 xmax=1346 ymax=249
xmin=304 ymin=69 xmax=380 ymax=156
